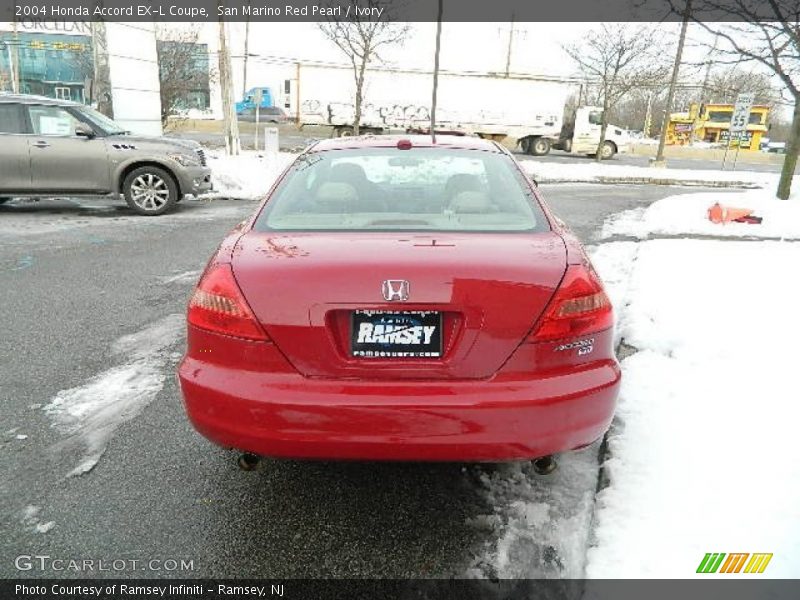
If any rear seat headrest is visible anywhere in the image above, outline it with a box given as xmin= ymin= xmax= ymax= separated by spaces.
xmin=449 ymin=191 xmax=492 ymax=213
xmin=315 ymin=181 xmax=358 ymax=204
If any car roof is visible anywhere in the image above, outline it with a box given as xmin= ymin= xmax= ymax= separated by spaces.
xmin=0 ymin=93 xmax=80 ymax=107
xmin=308 ymin=134 xmax=503 ymax=153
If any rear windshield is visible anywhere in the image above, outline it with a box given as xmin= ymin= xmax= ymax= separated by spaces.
xmin=254 ymin=147 xmax=548 ymax=233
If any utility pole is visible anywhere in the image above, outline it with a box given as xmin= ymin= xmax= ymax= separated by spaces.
xmin=691 ymin=32 xmax=719 ymax=145
xmin=10 ymin=11 xmax=20 ymax=93
xmin=644 ymin=91 xmax=653 ymax=138
xmin=242 ymin=1 xmax=250 ymax=97
xmin=699 ymin=32 xmax=719 ymax=103
xmin=652 ymin=0 xmax=691 ymax=167
xmin=430 ymin=0 xmax=444 ymax=143
xmin=218 ymin=1 xmax=241 ymax=155
xmin=295 ymin=62 xmax=301 ymax=125
xmin=504 ymin=12 xmax=515 ymax=78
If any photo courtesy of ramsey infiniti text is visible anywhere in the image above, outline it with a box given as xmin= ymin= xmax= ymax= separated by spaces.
xmin=178 ymin=135 xmax=621 ymax=465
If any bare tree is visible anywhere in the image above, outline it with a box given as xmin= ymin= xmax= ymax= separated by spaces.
xmin=706 ymin=67 xmax=780 ymax=106
xmin=581 ymin=84 xmax=685 ymax=136
xmin=65 ymin=43 xmax=95 ymax=102
xmin=317 ymin=0 xmax=409 ymax=135
xmin=564 ymin=24 xmax=671 ymax=160
xmin=687 ymin=0 xmax=800 ymax=199
xmin=66 ymin=47 xmax=94 ymax=78
xmin=607 ymin=87 xmax=663 ymax=134
xmin=156 ymin=25 xmax=216 ymax=127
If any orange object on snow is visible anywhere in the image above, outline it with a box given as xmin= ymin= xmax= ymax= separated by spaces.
xmin=707 ymin=203 xmax=754 ymax=224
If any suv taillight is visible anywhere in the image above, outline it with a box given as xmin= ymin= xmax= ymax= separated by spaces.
xmin=188 ymin=263 xmax=269 ymax=341
xmin=528 ymin=263 xmax=612 ymax=342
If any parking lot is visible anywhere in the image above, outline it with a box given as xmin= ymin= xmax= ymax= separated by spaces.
xmin=0 ymin=183 xmax=731 ymax=578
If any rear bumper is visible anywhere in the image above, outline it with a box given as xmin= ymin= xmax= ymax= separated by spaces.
xmin=178 ymin=343 xmax=620 ymax=462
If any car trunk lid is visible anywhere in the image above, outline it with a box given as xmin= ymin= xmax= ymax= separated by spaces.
xmin=232 ymin=231 xmax=566 ymax=379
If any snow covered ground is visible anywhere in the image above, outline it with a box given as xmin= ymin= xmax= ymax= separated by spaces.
xmin=206 ymin=150 xmax=297 ymax=200
xmin=602 ymin=188 xmax=800 ymax=240
xmin=586 ymin=234 xmax=800 ymax=577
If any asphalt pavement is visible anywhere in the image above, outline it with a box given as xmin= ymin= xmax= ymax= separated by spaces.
xmin=0 ymin=183 xmax=735 ymax=579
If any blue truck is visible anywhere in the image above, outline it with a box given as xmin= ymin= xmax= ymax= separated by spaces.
xmin=235 ymin=87 xmax=274 ymax=114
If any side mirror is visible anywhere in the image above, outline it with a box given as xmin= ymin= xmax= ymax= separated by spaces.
xmin=75 ymin=123 xmax=95 ymax=138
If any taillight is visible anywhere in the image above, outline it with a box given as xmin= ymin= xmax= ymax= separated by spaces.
xmin=187 ymin=263 xmax=269 ymax=341
xmin=528 ymin=263 xmax=612 ymax=342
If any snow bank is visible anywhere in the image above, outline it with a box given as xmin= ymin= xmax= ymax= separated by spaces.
xmin=520 ymin=158 xmax=777 ymax=188
xmin=586 ymin=242 xmax=640 ymax=347
xmin=689 ymin=140 xmax=722 ymax=149
xmin=587 ymin=239 xmax=800 ymax=577
xmin=602 ymin=188 xmax=800 ymax=240
xmin=207 ymin=150 xmax=297 ymax=200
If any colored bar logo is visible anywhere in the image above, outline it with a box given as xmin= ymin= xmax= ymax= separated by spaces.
xmin=697 ymin=553 xmax=773 ymax=574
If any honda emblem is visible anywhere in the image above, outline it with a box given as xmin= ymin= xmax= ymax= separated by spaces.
xmin=382 ymin=280 xmax=410 ymax=302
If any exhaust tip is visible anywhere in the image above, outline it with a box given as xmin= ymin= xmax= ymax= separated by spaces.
xmin=237 ymin=453 xmax=261 ymax=471
xmin=532 ymin=455 xmax=557 ymax=475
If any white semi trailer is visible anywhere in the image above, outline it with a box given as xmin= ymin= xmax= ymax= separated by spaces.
xmin=285 ymin=64 xmax=630 ymax=158
xmin=553 ymin=106 xmax=632 ymax=159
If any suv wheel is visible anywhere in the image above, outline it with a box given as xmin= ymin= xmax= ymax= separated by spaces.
xmin=123 ymin=166 xmax=179 ymax=216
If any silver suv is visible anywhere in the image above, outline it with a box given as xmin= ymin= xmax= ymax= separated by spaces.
xmin=0 ymin=94 xmax=212 ymax=216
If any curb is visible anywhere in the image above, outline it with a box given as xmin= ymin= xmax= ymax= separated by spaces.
xmin=534 ymin=177 xmax=762 ymax=188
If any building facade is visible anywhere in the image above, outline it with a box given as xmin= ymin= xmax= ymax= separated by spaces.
xmin=0 ymin=25 xmax=92 ymax=101
xmin=667 ymin=102 xmax=770 ymax=150
xmin=1 ymin=20 xmax=213 ymax=135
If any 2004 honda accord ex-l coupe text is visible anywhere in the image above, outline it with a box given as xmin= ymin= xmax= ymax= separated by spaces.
xmin=178 ymin=135 xmax=620 ymax=469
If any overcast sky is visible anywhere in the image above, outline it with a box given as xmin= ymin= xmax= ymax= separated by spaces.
xmin=225 ymin=21 xmax=694 ymax=77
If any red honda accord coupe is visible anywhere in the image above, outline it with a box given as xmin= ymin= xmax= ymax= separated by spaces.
xmin=178 ymin=135 xmax=620 ymax=466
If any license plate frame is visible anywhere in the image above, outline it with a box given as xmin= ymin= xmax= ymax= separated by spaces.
xmin=350 ymin=310 xmax=442 ymax=358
